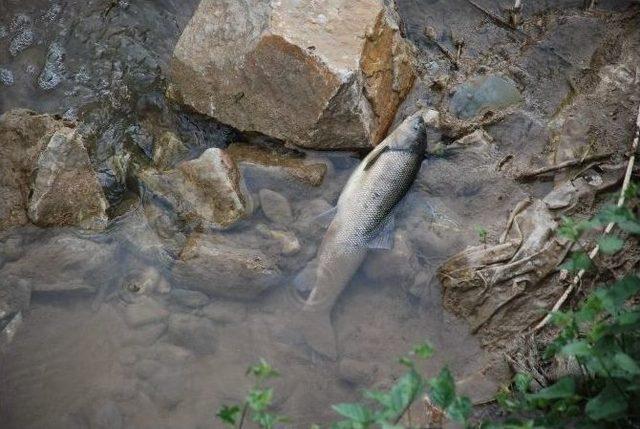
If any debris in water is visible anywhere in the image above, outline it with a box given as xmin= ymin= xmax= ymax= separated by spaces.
xmin=0 ymin=68 xmax=14 ymax=86
xmin=9 ymin=28 xmax=34 ymax=56
xmin=38 ymin=42 xmax=66 ymax=90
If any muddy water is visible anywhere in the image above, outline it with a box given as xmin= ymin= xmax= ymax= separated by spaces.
xmin=4 ymin=0 xmax=637 ymax=427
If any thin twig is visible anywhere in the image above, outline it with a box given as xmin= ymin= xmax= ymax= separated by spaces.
xmin=516 ymin=152 xmax=613 ymax=182
xmin=534 ymin=104 xmax=640 ymax=332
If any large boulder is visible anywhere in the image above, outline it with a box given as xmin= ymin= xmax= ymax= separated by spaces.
xmin=139 ymin=148 xmax=253 ymax=230
xmin=0 ymin=109 xmax=107 ymax=232
xmin=169 ymin=0 xmax=415 ymax=150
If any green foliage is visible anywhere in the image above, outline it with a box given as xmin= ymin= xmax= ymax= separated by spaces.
xmin=475 ymin=225 xmax=488 ymax=244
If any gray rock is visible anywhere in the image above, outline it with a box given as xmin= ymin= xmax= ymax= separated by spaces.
xmin=200 ymin=301 xmax=247 ymax=324
xmin=142 ymin=369 xmax=186 ymax=410
xmin=89 ymin=400 xmax=123 ymax=429
xmin=338 ymin=358 xmax=375 ymax=385
xmin=0 ymin=68 xmax=14 ymax=86
xmin=171 ymin=288 xmax=210 ymax=308
xmin=0 ymin=276 xmax=31 ymax=319
xmin=167 ymin=313 xmax=217 ymax=355
xmin=173 ymin=233 xmax=281 ymax=299
xmin=38 ymin=42 xmax=66 ymax=90
xmin=9 ymin=28 xmax=34 ymax=56
xmin=259 ymin=189 xmax=293 ymax=225
xmin=121 ymin=322 xmax=166 ymax=347
xmin=449 ymin=74 xmax=522 ymax=119
xmin=124 ymin=297 xmax=170 ymax=328
xmin=0 ymin=233 xmax=116 ymax=293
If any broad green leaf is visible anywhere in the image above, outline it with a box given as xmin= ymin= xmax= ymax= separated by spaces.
xmin=363 ymin=390 xmax=391 ymax=407
xmin=331 ymin=403 xmax=371 ymax=424
xmin=585 ymin=383 xmax=628 ymax=421
xmin=389 ymin=370 xmax=423 ymax=416
xmin=595 ymin=276 xmax=640 ymax=316
xmin=248 ymin=388 xmax=273 ymax=412
xmin=447 ymin=396 xmax=472 ymax=423
xmin=216 ymin=405 xmax=240 ymax=425
xmin=613 ymin=352 xmax=640 ymax=375
xmin=597 ymin=235 xmax=624 ymax=254
xmin=428 ymin=367 xmax=456 ymax=409
xmin=526 ymin=377 xmax=575 ymax=401
xmin=560 ymin=340 xmax=592 ymax=357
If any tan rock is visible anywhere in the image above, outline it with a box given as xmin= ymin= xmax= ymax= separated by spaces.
xmin=0 ymin=110 xmax=62 ymax=231
xmin=0 ymin=109 xmax=107 ymax=232
xmin=169 ymin=0 xmax=414 ymax=149
xmin=139 ymin=148 xmax=253 ymax=229
xmin=152 ymin=131 xmax=189 ymax=170
xmin=28 ymin=127 xmax=108 ymax=230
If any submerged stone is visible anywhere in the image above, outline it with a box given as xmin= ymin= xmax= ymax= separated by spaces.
xmin=450 ymin=75 xmax=522 ymax=119
xmin=0 ymin=68 xmax=14 ymax=86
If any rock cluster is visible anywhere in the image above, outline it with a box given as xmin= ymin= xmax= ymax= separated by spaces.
xmin=169 ymin=0 xmax=415 ymax=149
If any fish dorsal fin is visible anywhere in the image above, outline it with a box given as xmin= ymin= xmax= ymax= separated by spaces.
xmin=363 ymin=145 xmax=389 ymax=171
xmin=368 ymin=215 xmax=395 ymax=250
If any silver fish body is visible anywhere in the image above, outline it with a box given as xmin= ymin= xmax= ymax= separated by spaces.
xmin=298 ymin=110 xmax=428 ymax=358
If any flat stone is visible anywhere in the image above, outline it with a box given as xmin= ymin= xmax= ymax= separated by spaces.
xmin=167 ymin=313 xmax=217 ymax=355
xmin=450 ymin=74 xmax=522 ymax=120
xmin=170 ymin=288 xmax=210 ymax=308
xmin=227 ymin=142 xmax=327 ymax=187
xmin=139 ymin=148 xmax=253 ymax=230
xmin=169 ymin=0 xmax=414 ymax=149
xmin=0 ymin=233 xmax=116 ymax=293
xmin=173 ymin=233 xmax=282 ymax=299
xmin=259 ymin=189 xmax=293 ymax=225
xmin=338 ymin=358 xmax=376 ymax=385
xmin=124 ymin=297 xmax=170 ymax=328
xmin=200 ymin=301 xmax=247 ymax=325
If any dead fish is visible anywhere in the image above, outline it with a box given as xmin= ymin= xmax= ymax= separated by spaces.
xmin=296 ymin=110 xmax=429 ymax=359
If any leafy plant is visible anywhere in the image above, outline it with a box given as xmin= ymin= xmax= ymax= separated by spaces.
xmin=217 ymin=359 xmax=287 ymax=429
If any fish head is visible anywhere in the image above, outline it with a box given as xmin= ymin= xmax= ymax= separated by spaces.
xmin=387 ymin=110 xmax=428 ymax=153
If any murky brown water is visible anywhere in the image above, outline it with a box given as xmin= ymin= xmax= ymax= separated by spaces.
xmin=2 ymin=0 xmax=638 ymax=427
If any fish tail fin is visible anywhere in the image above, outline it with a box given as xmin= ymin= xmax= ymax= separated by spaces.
xmin=297 ymin=310 xmax=337 ymax=361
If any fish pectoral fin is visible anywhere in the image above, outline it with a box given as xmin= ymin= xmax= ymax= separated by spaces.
xmin=313 ymin=206 xmax=338 ymax=227
xmin=363 ymin=145 xmax=389 ymax=171
xmin=368 ymin=215 xmax=395 ymax=250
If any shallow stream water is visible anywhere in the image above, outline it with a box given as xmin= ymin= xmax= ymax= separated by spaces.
xmin=2 ymin=0 xmax=639 ymax=428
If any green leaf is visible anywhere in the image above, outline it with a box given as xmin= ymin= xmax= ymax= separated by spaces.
xmin=561 ymin=251 xmax=592 ymax=273
xmin=560 ymin=340 xmax=592 ymax=357
xmin=595 ymin=276 xmax=640 ymax=316
xmin=389 ymin=370 xmax=423 ymax=416
xmin=526 ymin=377 xmax=575 ymax=401
xmin=411 ymin=342 xmax=434 ymax=359
xmin=247 ymin=388 xmax=273 ymax=412
xmin=585 ymin=383 xmax=628 ymax=421
xmin=513 ymin=373 xmax=533 ymax=393
xmin=331 ymin=403 xmax=371 ymax=424
xmin=447 ymin=396 xmax=472 ymax=423
xmin=247 ymin=358 xmax=279 ymax=380
xmin=428 ymin=367 xmax=456 ymax=409
xmin=613 ymin=352 xmax=640 ymax=375
xmin=216 ymin=405 xmax=240 ymax=425
xmin=597 ymin=235 xmax=624 ymax=254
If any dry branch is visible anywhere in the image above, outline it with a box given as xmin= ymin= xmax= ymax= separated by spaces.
xmin=534 ymin=104 xmax=640 ymax=332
